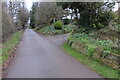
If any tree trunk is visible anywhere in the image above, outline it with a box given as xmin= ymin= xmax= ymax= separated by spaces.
xmin=71 ymin=9 xmax=73 ymax=22
xmin=75 ymin=9 xmax=78 ymax=20
xmin=53 ymin=18 xmax=56 ymax=23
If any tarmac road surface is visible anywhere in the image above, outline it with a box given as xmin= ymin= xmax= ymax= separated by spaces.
xmin=4 ymin=29 xmax=102 ymax=78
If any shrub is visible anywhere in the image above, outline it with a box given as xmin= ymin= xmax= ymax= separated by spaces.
xmin=73 ymin=21 xmax=78 ymax=25
xmin=87 ymin=45 xmax=95 ymax=58
xmin=102 ymin=50 xmax=110 ymax=58
xmin=63 ymin=24 xmax=75 ymax=33
xmin=73 ymin=33 xmax=80 ymax=38
xmin=43 ymin=25 xmax=56 ymax=34
xmin=63 ymin=18 xmax=70 ymax=25
xmin=54 ymin=21 xmax=62 ymax=30
xmin=55 ymin=30 xmax=62 ymax=34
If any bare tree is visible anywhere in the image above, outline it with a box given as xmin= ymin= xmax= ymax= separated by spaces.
xmin=2 ymin=2 xmax=29 ymax=42
xmin=6 ymin=2 xmax=25 ymax=21
xmin=34 ymin=2 xmax=63 ymax=26
xmin=18 ymin=7 xmax=29 ymax=29
xmin=2 ymin=2 xmax=15 ymax=42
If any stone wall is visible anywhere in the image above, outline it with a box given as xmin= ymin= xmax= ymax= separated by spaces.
xmin=70 ymin=41 xmax=119 ymax=70
xmin=71 ymin=41 xmax=87 ymax=54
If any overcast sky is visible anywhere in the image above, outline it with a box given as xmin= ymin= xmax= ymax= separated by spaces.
xmin=25 ymin=0 xmax=119 ymax=11
xmin=25 ymin=0 xmax=33 ymax=11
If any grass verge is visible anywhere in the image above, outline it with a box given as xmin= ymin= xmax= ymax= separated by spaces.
xmin=1 ymin=30 xmax=23 ymax=64
xmin=63 ymin=42 xmax=118 ymax=78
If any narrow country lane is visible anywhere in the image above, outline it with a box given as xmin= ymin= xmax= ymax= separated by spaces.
xmin=4 ymin=29 xmax=102 ymax=78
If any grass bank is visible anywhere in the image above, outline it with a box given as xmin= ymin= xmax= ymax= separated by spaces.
xmin=1 ymin=30 xmax=23 ymax=65
xmin=63 ymin=42 xmax=118 ymax=78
